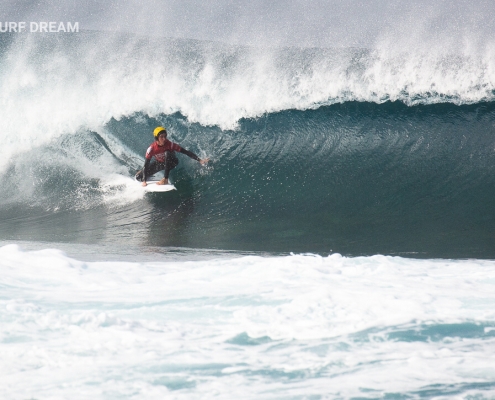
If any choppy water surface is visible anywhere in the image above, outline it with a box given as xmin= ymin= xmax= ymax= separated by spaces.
xmin=2 ymin=244 xmax=495 ymax=399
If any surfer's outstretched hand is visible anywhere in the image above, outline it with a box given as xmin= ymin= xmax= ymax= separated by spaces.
xmin=142 ymin=181 xmax=147 ymax=187
xmin=200 ymin=158 xmax=210 ymax=165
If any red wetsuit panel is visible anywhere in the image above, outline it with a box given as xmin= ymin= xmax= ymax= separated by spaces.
xmin=145 ymin=140 xmax=183 ymax=163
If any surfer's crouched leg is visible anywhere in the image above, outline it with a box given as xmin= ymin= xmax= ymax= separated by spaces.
xmin=138 ymin=161 xmax=166 ymax=181
xmin=164 ymin=151 xmax=179 ymax=179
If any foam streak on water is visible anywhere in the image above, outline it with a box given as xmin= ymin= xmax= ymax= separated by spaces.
xmin=1 ymin=244 xmax=495 ymax=399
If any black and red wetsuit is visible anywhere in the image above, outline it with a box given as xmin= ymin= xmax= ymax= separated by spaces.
xmin=136 ymin=139 xmax=200 ymax=182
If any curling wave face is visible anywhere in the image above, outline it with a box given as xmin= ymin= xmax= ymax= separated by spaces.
xmin=1 ymin=32 xmax=495 ymax=256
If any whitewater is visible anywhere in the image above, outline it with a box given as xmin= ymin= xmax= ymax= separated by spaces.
xmin=2 ymin=243 xmax=495 ymax=399
xmin=1 ymin=21 xmax=495 ymax=399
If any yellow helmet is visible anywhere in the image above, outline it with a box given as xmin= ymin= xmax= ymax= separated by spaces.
xmin=153 ymin=126 xmax=167 ymax=138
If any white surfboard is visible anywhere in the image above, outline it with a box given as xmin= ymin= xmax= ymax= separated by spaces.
xmin=136 ymin=179 xmax=176 ymax=193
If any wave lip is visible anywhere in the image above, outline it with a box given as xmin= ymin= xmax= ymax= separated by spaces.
xmin=0 ymin=33 xmax=494 ymax=155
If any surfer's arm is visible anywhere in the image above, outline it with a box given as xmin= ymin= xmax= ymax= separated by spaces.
xmin=179 ymin=148 xmax=200 ymax=161
xmin=179 ymin=148 xmax=209 ymax=164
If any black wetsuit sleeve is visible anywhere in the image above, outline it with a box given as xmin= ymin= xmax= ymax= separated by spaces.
xmin=179 ymin=148 xmax=200 ymax=162
xmin=142 ymin=158 xmax=151 ymax=181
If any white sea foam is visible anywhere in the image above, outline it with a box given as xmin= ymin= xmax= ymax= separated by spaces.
xmin=1 ymin=244 xmax=495 ymax=398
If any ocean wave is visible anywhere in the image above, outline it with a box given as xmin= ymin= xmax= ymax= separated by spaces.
xmin=1 ymin=101 xmax=495 ymax=257
xmin=0 ymin=31 xmax=494 ymax=174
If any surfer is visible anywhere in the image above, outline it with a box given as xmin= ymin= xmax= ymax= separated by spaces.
xmin=135 ymin=126 xmax=209 ymax=186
